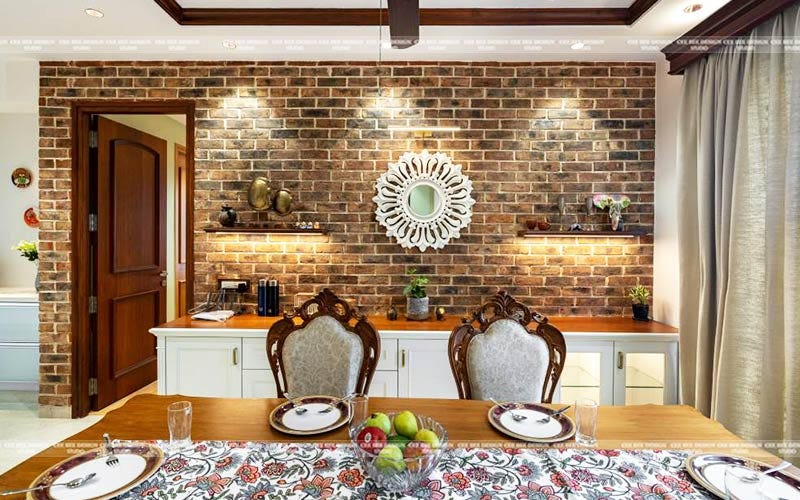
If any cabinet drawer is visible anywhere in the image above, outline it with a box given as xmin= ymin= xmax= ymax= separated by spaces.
xmin=242 ymin=338 xmax=269 ymax=370
xmin=0 ymin=343 xmax=39 ymax=384
xmin=376 ymin=339 xmax=398 ymax=371
xmin=369 ymin=371 xmax=398 ymax=397
xmin=243 ymin=370 xmax=278 ymax=398
xmin=0 ymin=304 xmax=39 ymax=343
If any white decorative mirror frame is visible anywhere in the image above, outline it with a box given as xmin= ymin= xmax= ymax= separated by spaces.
xmin=373 ymin=150 xmax=475 ymax=252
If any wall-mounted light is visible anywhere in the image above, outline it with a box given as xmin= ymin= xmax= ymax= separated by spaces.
xmin=388 ymin=126 xmax=462 ymax=138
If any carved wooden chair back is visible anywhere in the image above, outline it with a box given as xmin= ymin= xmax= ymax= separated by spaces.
xmin=448 ymin=291 xmax=566 ymax=403
xmin=266 ymin=288 xmax=380 ymax=398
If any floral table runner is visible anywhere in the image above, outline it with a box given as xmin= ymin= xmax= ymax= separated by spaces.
xmin=119 ymin=441 xmax=712 ymax=499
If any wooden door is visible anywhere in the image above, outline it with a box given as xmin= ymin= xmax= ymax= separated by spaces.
xmin=174 ymin=144 xmax=188 ymax=317
xmin=94 ymin=116 xmax=167 ymax=410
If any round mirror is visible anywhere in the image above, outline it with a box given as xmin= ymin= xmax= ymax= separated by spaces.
xmin=407 ymin=183 xmax=441 ymax=219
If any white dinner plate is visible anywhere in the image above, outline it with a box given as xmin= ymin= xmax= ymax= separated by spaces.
xmin=28 ymin=441 xmax=163 ymax=500
xmin=488 ymin=403 xmax=575 ymax=443
xmin=269 ymin=395 xmax=350 ymax=436
xmin=685 ymin=453 xmax=800 ymax=499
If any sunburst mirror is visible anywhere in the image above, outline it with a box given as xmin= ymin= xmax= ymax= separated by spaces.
xmin=373 ymin=150 xmax=475 ymax=252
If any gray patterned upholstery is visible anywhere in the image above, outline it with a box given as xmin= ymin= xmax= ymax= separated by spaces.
xmin=282 ymin=315 xmax=364 ymax=398
xmin=466 ymin=318 xmax=550 ymax=403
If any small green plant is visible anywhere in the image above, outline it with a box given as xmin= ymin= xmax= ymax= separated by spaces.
xmin=403 ymin=269 xmax=428 ymax=298
xmin=13 ymin=240 xmax=38 ymax=262
xmin=628 ymin=285 xmax=650 ymax=305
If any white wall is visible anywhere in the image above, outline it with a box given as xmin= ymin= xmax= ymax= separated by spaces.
xmin=0 ymin=59 xmax=39 ymax=288
xmin=101 ymin=115 xmax=186 ymax=321
xmin=653 ymin=57 xmax=683 ymax=327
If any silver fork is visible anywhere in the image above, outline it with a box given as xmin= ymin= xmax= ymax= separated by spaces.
xmin=318 ymin=393 xmax=356 ymax=414
xmin=490 ymin=398 xmax=527 ymax=422
xmin=103 ymin=433 xmax=119 ymax=467
xmin=0 ymin=473 xmax=96 ymax=496
xmin=285 ymin=394 xmax=308 ymax=415
xmin=537 ymin=405 xmax=572 ymax=424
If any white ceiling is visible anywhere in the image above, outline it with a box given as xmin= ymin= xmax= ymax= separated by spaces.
xmin=0 ymin=0 xmax=730 ymax=61
xmin=179 ymin=0 xmax=634 ymax=7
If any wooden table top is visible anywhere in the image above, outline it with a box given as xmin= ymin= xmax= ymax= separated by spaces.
xmin=0 ymin=394 xmax=780 ymax=490
xmin=156 ymin=314 xmax=678 ymax=334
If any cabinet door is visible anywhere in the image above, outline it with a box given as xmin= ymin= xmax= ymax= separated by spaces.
xmin=369 ymin=371 xmax=398 ymax=397
xmin=242 ymin=370 xmax=278 ymax=398
xmin=554 ymin=341 xmax=614 ymax=406
xmin=613 ymin=341 xmax=679 ymax=405
xmin=397 ymin=339 xmax=458 ymax=399
xmin=165 ymin=338 xmax=242 ymax=397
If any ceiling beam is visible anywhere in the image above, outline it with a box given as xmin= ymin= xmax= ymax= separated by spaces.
xmin=627 ymin=0 xmax=660 ymax=24
xmin=388 ymin=0 xmax=420 ymax=49
xmin=663 ymin=0 xmax=799 ymax=74
xmin=154 ymin=2 xmax=640 ymax=26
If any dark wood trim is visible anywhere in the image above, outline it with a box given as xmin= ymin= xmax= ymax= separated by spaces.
xmin=627 ymin=0 xmax=660 ymax=23
xmin=663 ymin=0 xmax=799 ymax=74
xmin=204 ymin=226 xmax=328 ymax=235
xmin=517 ymin=229 xmax=650 ymax=238
xmin=155 ymin=1 xmax=650 ymax=26
xmin=71 ymin=100 xmax=195 ymax=418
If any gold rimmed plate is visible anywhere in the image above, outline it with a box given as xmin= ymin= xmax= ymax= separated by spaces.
xmin=488 ymin=403 xmax=576 ymax=444
xmin=269 ymin=395 xmax=351 ymax=436
xmin=28 ymin=441 xmax=163 ymax=500
xmin=685 ymin=453 xmax=800 ymax=499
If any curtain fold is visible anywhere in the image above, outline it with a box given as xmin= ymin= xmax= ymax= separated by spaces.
xmin=677 ymin=4 xmax=800 ymax=447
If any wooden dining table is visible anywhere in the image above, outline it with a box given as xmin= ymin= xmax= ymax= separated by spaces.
xmin=0 ymin=394 xmax=789 ymax=491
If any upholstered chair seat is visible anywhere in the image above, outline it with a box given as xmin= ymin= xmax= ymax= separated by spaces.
xmin=449 ymin=292 xmax=566 ymax=403
xmin=267 ymin=289 xmax=380 ymax=399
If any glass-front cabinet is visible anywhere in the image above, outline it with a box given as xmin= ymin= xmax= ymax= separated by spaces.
xmin=555 ymin=338 xmax=679 ymax=406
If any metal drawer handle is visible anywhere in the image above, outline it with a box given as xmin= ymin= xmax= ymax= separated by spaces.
xmin=401 ymin=349 xmax=406 ymax=368
xmin=617 ymin=351 xmax=624 ymax=369
xmin=233 ymin=347 xmax=239 ymax=366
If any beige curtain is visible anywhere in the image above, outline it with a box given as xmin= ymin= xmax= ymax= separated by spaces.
xmin=678 ymin=3 xmax=800 ymax=446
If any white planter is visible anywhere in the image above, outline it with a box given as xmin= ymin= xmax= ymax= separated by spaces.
xmin=406 ymin=297 xmax=429 ymax=321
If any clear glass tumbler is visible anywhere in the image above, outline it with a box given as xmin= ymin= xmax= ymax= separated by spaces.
xmin=724 ymin=466 xmax=764 ymax=500
xmin=168 ymin=401 xmax=192 ymax=451
xmin=575 ymin=398 xmax=598 ymax=446
xmin=348 ymin=394 xmax=369 ymax=436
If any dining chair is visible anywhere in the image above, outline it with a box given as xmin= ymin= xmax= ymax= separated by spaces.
xmin=448 ymin=291 xmax=566 ymax=403
xmin=266 ymin=288 xmax=380 ymax=398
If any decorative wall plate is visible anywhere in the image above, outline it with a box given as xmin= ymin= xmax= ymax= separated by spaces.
xmin=373 ymin=150 xmax=474 ymax=252
xmin=24 ymin=207 xmax=39 ymax=228
xmin=247 ymin=177 xmax=272 ymax=211
xmin=11 ymin=167 xmax=32 ymax=188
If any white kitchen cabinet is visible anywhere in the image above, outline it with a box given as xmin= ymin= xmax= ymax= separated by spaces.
xmin=614 ymin=340 xmax=679 ymax=405
xmin=0 ymin=297 xmax=39 ymax=391
xmin=242 ymin=370 xmax=278 ymax=398
xmin=369 ymin=371 xmax=398 ymax=397
xmin=554 ymin=341 xmax=615 ymax=405
xmin=165 ymin=337 xmax=242 ymax=397
xmin=397 ymin=339 xmax=459 ymax=399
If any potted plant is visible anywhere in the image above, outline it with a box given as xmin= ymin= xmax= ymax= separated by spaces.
xmin=628 ymin=285 xmax=650 ymax=321
xmin=13 ymin=240 xmax=39 ymax=291
xmin=403 ymin=269 xmax=429 ymax=321
xmin=593 ymin=194 xmax=631 ymax=231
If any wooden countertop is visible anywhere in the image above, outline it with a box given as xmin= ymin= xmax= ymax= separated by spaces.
xmin=0 ymin=394 xmax=781 ymax=489
xmin=155 ymin=314 xmax=678 ymax=334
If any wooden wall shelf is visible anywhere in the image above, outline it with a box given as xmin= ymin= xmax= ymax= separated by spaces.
xmin=204 ymin=226 xmax=328 ymax=235
xmin=517 ymin=229 xmax=650 ymax=238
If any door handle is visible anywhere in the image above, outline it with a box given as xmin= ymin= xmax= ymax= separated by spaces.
xmin=617 ymin=351 xmax=624 ymax=369
xmin=233 ymin=347 xmax=239 ymax=366
xmin=159 ymin=271 xmax=168 ymax=277
xmin=401 ymin=349 xmax=406 ymax=368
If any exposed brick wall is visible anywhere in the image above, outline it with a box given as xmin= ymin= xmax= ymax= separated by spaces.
xmin=38 ymin=61 xmax=655 ymax=409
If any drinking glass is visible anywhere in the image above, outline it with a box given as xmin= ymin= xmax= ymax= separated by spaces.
xmin=168 ymin=401 xmax=192 ymax=451
xmin=349 ymin=394 xmax=369 ymax=436
xmin=724 ymin=466 xmax=764 ymax=499
xmin=575 ymin=398 xmax=598 ymax=446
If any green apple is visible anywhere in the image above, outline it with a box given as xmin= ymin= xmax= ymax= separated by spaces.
xmin=393 ymin=410 xmax=418 ymax=439
xmin=387 ymin=434 xmax=411 ymax=451
xmin=374 ymin=444 xmax=406 ymax=473
xmin=364 ymin=412 xmax=391 ymax=435
xmin=414 ymin=429 xmax=441 ymax=449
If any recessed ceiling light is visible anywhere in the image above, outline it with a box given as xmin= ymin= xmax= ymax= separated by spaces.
xmin=571 ymin=42 xmax=586 ymax=50
xmin=222 ymin=40 xmax=237 ymax=50
xmin=683 ymin=3 xmax=703 ymax=14
xmin=84 ymin=7 xmax=104 ymax=18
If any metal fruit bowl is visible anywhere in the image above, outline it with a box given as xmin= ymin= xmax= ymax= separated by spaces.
xmin=350 ymin=412 xmax=448 ymax=493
